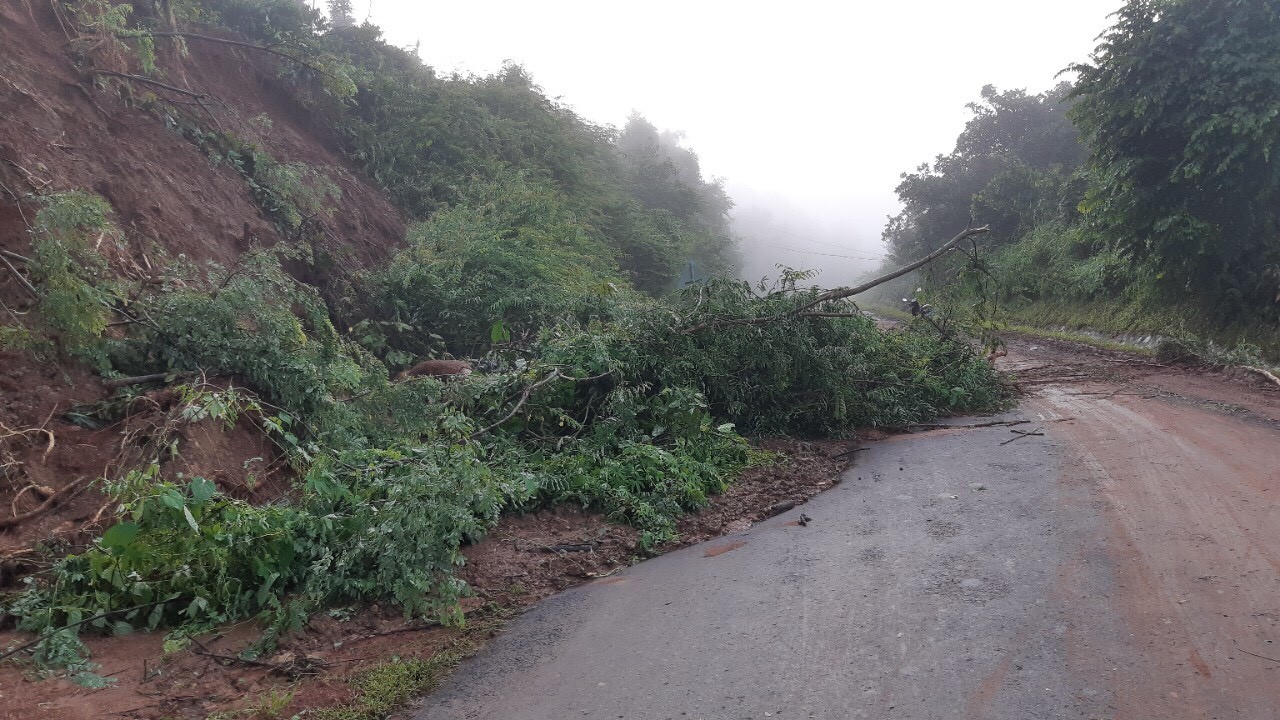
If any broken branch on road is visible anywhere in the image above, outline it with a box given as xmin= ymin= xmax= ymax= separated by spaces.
xmin=906 ymin=419 xmax=1032 ymax=431
xmin=999 ymin=427 xmax=1045 ymax=446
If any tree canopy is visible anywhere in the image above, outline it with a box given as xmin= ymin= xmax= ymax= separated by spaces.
xmin=1070 ymin=0 xmax=1280 ymax=315
xmin=884 ymin=83 xmax=1084 ymax=265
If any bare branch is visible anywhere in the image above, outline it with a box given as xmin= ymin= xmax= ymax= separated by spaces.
xmin=793 ymin=226 xmax=990 ymax=310
xmin=88 ymin=69 xmax=210 ymax=99
xmin=681 ymin=226 xmax=989 ymax=334
xmin=142 ymin=32 xmax=342 ymax=80
xmin=469 ymin=370 xmax=564 ymax=440
xmin=103 ymin=371 xmax=196 ymax=390
xmin=0 ymin=476 xmax=90 ymax=530
xmin=0 ymin=253 xmax=38 ymax=297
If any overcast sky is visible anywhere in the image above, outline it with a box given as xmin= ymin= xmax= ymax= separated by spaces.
xmin=360 ymin=0 xmax=1122 ymax=266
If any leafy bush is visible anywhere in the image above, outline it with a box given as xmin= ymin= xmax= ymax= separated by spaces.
xmin=983 ymin=223 xmax=1133 ymax=304
xmin=120 ymin=250 xmax=365 ymax=418
xmin=536 ymin=275 xmax=1006 ymax=436
xmin=26 ymin=191 xmax=121 ymax=367
xmin=353 ymin=173 xmax=622 ymax=352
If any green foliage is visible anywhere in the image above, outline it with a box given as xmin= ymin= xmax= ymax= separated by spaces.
xmin=884 ymin=83 xmax=1085 ymax=266
xmin=354 ymin=172 xmax=623 ymax=351
xmin=635 ymin=277 xmax=1005 ymax=435
xmin=982 ymin=223 xmax=1134 ymax=303
xmin=27 ymin=191 xmax=120 ymax=366
xmin=67 ymin=0 xmax=150 ymax=71
xmin=171 ymin=121 xmax=341 ymax=235
xmin=296 ymin=441 xmax=525 ymax=622
xmin=32 ymin=463 xmax=311 ymax=634
xmin=309 ymin=25 xmax=732 ymax=289
xmin=511 ymin=380 xmax=752 ymax=548
xmin=124 ymin=250 xmax=362 ymax=417
xmin=1070 ymin=0 xmax=1280 ymax=318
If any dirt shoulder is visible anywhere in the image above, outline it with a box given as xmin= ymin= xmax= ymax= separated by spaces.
xmin=1003 ymin=332 xmax=1280 ymax=425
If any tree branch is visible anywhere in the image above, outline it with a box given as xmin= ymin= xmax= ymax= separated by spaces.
xmin=0 ymin=253 xmax=38 ymax=297
xmin=0 ymin=597 xmax=175 ymax=663
xmin=793 ymin=225 xmax=989 ymax=310
xmin=469 ymin=370 xmax=564 ymax=440
xmin=142 ymin=32 xmax=342 ymax=80
xmin=88 ymin=69 xmax=210 ymax=99
xmin=680 ymin=226 xmax=989 ymax=334
xmin=0 ymin=476 xmax=90 ymax=530
xmin=103 ymin=371 xmax=196 ymax=390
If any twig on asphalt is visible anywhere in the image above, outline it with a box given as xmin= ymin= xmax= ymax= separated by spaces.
xmin=1233 ymin=640 xmax=1280 ymax=666
xmin=906 ymin=419 xmax=1032 ymax=431
xmin=999 ymin=427 xmax=1044 ymax=446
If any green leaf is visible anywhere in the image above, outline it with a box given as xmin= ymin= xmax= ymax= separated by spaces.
xmin=182 ymin=506 xmax=199 ymax=534
xmin=160 ymin=490 xmax=184 ymax=510
xmin=101 ymin=522 xmax=139 ymax=550
xmin=189 ymin=476 xmax=216 ymax=505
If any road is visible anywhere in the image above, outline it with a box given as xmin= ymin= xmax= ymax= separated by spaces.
xmin=416 ymin=338 xmax=1280 ymax=720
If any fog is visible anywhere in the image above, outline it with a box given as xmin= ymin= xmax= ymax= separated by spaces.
xmin=361 ymin=0 xmax=1122 ymax=282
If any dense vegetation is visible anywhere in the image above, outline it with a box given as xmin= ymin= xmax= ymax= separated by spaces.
xmin=879 ymin=0 xmax=1280 ymax=360
xmin=0 ymin=0 xmax=1004 ymax=682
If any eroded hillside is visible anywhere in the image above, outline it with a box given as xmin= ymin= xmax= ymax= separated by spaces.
xmin=1 ymin=0 xmax=406 ymax=567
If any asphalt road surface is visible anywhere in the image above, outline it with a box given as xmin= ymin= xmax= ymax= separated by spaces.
xmin=418 ymin=339 xmax=1280 ymax=720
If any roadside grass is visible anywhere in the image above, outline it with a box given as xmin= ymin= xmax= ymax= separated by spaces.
xmin=995 ymin=300 xmax=1280 ymax=363
xmin=1001 ymin=324 xmax=1156 ymax=357
xmin=868 ymin=301 xmax=1280 ymax=367
xmin=312 ymin=613 xmax=508 ymax=720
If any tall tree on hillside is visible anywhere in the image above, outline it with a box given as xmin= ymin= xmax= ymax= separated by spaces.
xmin=328 ymin=0 xmax=355 ymax=27
xmin=617 ymin=114 xmax=705 ymax=223
xmin=1070 ymin=0 xmax=1280 ymax=316
xmin=617 ymin=114 xmax=738 ymax=276
xmin=884 ymin=83 xmax=1084 ymax=265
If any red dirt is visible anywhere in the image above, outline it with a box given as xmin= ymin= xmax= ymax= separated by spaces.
xmin=0 ymin=0 xmax=403 ymax=270
xmin=703 ymin=540 xmax=746 ymax=557
xmin=998 ymin=335 xmax=1280 ymax=719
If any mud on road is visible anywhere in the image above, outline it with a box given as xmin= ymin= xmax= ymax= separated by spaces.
xmin=419 ymin=336 xmax=1280 ymax=720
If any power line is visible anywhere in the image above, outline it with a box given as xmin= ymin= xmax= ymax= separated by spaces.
xmin=756 ymin=243 xmax=887 ymax=261
xmin=740 ymin=222 xmax=888 ymax=255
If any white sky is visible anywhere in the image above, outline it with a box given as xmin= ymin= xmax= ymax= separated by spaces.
xmin=361 ymin=0 xmax=1122 ymax=263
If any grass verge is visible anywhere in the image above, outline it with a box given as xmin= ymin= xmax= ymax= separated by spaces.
xmin=313 ymin=613 xmax=509 ymax=720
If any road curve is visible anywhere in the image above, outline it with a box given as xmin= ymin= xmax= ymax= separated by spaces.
xmin=416 ymin=341 xmax=1280 ymax=720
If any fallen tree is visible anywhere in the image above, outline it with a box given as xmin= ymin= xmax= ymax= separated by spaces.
xmin=681 ymin=226 xmax=989 ymax=334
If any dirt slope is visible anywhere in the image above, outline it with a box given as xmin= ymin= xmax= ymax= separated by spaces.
xmin=0 ymin=0 xmax=405 ymax=572
xmin=0 ymin=0 xmax=403 ymax=269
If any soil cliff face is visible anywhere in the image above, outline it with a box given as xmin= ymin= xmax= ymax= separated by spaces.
xmin=0 ymin=0 xmax=404 ymax=563
xmin=0 ymin=0 xmax=403 ymax=268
